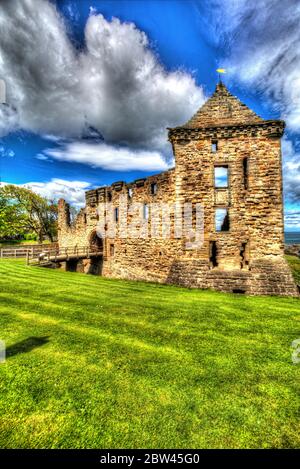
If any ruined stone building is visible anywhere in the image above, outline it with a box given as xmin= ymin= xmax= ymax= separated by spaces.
xmin=58 ymin=82 xmax=298 ymax=296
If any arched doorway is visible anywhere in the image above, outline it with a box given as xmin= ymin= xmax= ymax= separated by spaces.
xmin=88 ymin=230 xmax=103 ymax=275
xmin=89 ymin=230 xmax=103 ymax=251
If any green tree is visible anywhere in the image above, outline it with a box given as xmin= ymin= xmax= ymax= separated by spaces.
xmin=0 ymin=185 xmax=58 ymax=243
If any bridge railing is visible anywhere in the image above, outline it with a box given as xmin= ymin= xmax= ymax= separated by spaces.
xmin=27 ymin=245 xmax=103 ymax=265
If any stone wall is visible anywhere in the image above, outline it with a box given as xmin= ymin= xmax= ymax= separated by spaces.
xmin=285 ymin=244 xmax=300 ymax=257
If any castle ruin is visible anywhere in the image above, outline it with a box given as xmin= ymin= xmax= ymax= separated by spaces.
xmin=58 ymin=82 xmax=298 ymax=296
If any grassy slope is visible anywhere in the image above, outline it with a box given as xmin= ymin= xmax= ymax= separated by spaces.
xmin=0 ymin=259 xmax=299 ymax=449
xmin=287 ymin=255 xmax=300 ymax=285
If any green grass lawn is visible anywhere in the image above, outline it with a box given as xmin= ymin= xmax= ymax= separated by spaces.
xmin=0 ymin=259 xmax=299 ymax=449
xmin=287 ymin=255 xmax=300 ymax=285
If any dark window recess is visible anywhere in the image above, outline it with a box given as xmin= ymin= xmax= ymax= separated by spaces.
xmin=110 ymin=244 xmax=115 ymax=256
xmin=209 ymin=241 xmax=218 ymax=268
xmin=232 ymin=289 xmax=246 ymax=294
xmin=151 ymin=183 xmax=157 ymax=195
xmin=243 ymin=157 xmax=248 ymax=189
xmin=215 ymin=166 xmax=228 ymax=188
xmin=240 ymin=241 xmax=249 ymax=269
xmin=211 ymin=140 xmax=218 ymax=153
xmin=83 ymin=213 xmax=87 ymax=224
xmin=114 ymin=207 xmax=119 ymax=222
xmin=215 ymin=208 xmax=230 ymax=232
xmin=107 ymin=192 xmax=112 ymax=202
xmin=66 ymin=259 xmax=78 ymax=272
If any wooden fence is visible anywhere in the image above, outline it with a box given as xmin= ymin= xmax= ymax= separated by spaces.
xmin=0 ymin=243 xmax=58 ymax=259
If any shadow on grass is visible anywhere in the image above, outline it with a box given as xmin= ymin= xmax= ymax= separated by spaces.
xmin=6 ymin=336 xmax=50 ymax=358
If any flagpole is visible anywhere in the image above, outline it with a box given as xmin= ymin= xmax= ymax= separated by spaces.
xmin=216 ymin=68 xmax=226 ymax=84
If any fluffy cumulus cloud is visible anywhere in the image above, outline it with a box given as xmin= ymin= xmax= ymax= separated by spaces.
xmin=0 ymin=0 xmax=204 ymax=157
xmin=1 ymin=179 xmax=91 ymax=207
xmin=44 ymin=141 xmax=169 ymax=171
xmin=0 ymin=105 xmax=19 ymax=138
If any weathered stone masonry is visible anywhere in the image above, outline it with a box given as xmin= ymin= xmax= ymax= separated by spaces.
xmin=58 ymin=83 xmax=298 ymax=296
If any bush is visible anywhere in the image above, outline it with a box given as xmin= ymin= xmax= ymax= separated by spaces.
xmin=23 ymin=233 xmax=37 ymax=241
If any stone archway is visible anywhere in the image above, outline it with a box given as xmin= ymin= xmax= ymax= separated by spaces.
xmin=89 ymin=230 xmax=103 ymax=251
xmin=87 ymin=230 xmax=103 ymax=275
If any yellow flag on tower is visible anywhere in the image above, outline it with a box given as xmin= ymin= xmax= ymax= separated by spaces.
xmin=216 ymin=68 xmax=226 ymax=74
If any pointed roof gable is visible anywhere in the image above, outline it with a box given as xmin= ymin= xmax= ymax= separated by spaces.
xmin=182 ymin=82 xmax=263 ymax=129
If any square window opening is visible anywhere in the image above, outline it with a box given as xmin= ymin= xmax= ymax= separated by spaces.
xmin=151 ymin=183 xmax=157 ymax=195
xmin=209 ymin=241 xmax=218 ymax=268
xmin=211 ymin=141 xmax=218 ymax=153
xmin=215 ymin=166 xmax=228 ymax=188
xmin=240 ymin=241 xmax=250 ymax=269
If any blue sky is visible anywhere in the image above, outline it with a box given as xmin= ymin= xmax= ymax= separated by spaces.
xmin=0 ymin=0 xmax=299 ymax=229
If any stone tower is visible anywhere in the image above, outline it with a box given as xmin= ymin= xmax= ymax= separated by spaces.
xmin=168 ymin=82 xmax=297 ymax=295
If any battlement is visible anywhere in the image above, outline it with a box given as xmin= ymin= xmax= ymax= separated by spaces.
xmin=168 ymin=120 xmax=285 ymax=142
xmin=85 ymin=169 xmax=175 ymax=207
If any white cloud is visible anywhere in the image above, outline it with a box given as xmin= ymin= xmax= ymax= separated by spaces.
xmin=1 ymin=178 xmax=91 ymax=207
xmin=0 ymin=79 xmax=6 ymax=103
xmin=44 ymin=141 xmax=170 ymax=171
xmin=208 ymin=0 xmax=300 ymax=132
xmin=0 ymin=145 xmax=15 ymax=158
xmin=284 ymin=208 xmax=300 ymax=230
xmin=24 ymin=179 xmax=92 ymax=206
xmin=35 ymin=153 xmax=52 ymax=162
xmin=0 ymin=0 xmax=205 ymax=155
xmin=282 ymin=137 xmax=300 ymax=203
xmin=0 ymin=104 xmax=19 ymax=138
